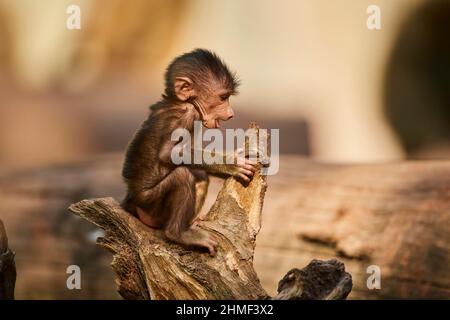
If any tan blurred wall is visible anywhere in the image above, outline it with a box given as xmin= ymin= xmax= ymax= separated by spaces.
xmin=167 ymin=0 xmax=427 ymax=162
xmin=0 ymin=0 xmax=431 ymax=166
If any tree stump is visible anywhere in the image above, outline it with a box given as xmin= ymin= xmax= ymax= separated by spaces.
xmin=0 ymin=219 xmax=16 ymax=300
xmin=68 ymin=125 xmax=352 ymax=300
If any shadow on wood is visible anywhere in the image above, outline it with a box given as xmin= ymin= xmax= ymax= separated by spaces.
xmin=0 ymin=219 xmax=16 ymax=300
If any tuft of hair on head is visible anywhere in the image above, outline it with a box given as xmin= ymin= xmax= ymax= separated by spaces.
xmin=163 ymin=48 xmax=240 ymax=101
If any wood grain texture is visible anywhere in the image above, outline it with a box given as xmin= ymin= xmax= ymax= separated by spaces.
xmin=69 ymin=158 xmax=352 ymax=300
xmin=256 ymin=157 xmax=450 ymax=299
xmin=68 ymin=162 xmax=270 ymax=299
xmin=0 ymin=154 xmax=448 ymax=299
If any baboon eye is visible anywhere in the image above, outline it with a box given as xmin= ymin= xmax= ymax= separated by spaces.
xmin=220 ymin=94 xmax=230 ymax=102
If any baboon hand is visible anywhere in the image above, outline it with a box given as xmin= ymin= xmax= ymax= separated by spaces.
xmin=233 ymin=159 xmax=256 ymax=182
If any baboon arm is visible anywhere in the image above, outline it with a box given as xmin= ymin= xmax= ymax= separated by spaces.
xmin=159 ymin=137 xmax=237 ymax=175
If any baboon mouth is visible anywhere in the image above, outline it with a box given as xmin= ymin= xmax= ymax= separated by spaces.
xmin=215 ymin=120 xmax=221 ymax=128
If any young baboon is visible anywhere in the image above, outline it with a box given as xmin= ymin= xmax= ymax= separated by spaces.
xmin=121 ymin=49 xmax=256 ymax=256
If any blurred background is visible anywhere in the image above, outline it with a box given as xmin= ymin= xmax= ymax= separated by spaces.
xmin=0 ymin=0 xmax=449 ymax=299
xmin=0 ymin=0 xmax=449 ymax=169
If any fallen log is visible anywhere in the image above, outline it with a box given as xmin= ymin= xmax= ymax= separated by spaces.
xmin=259 ymin=158 xmax=450 ymax=299
xmin=4 ymin=153 xmax=447 ymax=299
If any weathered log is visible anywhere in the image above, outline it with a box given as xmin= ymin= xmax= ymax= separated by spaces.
xmin=274 ymin=259 xmax=352 ymax=300
xmin=257 ymin=158 xmax=450 ymax=299
xmin=69 ymin=191 xmax=352 ymax=300
xmin=3 ymin=153 xmax=448 ymax=299
xmin=68 ymin=125 xmax=352 ymax=300
xmin=0 ymin=219 xmax=16 ymax=300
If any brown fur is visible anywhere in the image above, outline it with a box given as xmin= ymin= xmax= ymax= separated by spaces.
xmin=121 ymin=49 xmax=255 ymax=256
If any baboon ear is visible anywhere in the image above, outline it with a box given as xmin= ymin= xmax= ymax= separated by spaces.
xmin=174 ymin=77 xmax=195 ymax=101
